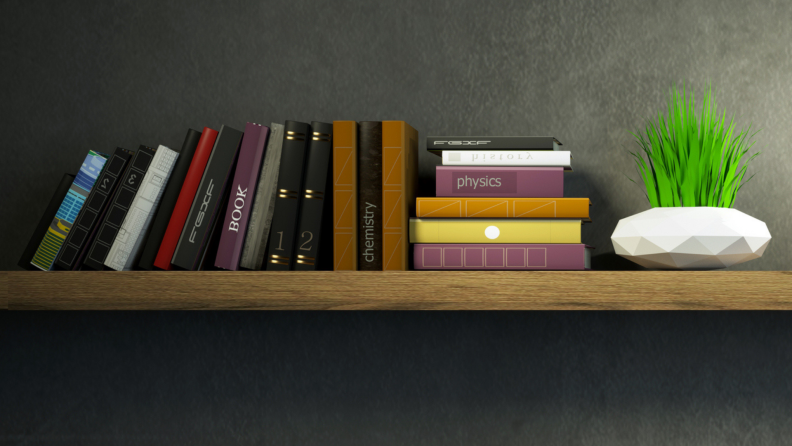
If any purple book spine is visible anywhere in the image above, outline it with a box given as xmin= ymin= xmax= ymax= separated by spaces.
xmin=214 ymin=123 xmax=270 ymax=270
xmin=414 ymin=244 xmax=592 ymax=270
xmin=435 ymin=166 xmax=564 ymax=198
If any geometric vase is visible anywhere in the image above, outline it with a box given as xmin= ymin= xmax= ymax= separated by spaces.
xmin=611 ymin=207 xmax=771 ymax=270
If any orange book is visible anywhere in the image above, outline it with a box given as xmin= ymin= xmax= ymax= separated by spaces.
xmin=332 ymin=121 xmax=358 ymax=270
xmin=416 ymin=197 xmax=591 ymax=221
xmin=382 ymin=121 xmax=419 ymax=270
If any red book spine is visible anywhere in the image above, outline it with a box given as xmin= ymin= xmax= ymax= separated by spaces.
xmin=153 ymin=127 xmax=219 ymax=270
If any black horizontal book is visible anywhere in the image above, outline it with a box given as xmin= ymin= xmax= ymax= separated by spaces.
xmin=54 ymin=147 xmax=134 ymax=270
xmin=426 ymin=136 xmax=562 ymax=154
xmin=294 ymin=121 xmax=333 ymax=271
xmin=137 ymin=129 xmax=202 ymax=270
xmin=265 ymin=120 xmax=311 ymax=270
xmin=18 ymin=173 xmax=75 ymax=270
xmin=171 ymin=125 xmax=243 ymax=271
xmin=82 ymin=145 xmax=157 ymax=270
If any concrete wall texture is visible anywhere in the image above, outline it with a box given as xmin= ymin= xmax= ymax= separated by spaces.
xmin=2 ymin=0 xmax=791 ymax=444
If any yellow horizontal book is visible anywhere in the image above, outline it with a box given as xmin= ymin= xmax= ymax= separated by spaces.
xmin=409 ymin=218 xmax=581 ymax=244
xmin=416 ymin=197 xmax=591 ymax=220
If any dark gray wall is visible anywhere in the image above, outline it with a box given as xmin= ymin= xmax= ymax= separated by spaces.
xmin=3 ymin=0 xmax=792 ymax=445
xmin=3 ymin=0 xmax=791 ymax=270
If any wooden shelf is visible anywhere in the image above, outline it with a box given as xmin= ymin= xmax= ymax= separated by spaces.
xmin=2 ymin=271 xmax=791 ymax=310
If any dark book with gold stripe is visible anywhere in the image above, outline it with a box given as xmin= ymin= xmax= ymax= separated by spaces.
xmin=265 ymin=120 xmax=311 ymax=270
xmin=294 ymin=121 xmax=333 ymax=270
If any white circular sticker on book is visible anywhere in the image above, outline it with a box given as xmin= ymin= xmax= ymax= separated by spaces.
xmin=485 ymin=226 xmax=500 ymax=239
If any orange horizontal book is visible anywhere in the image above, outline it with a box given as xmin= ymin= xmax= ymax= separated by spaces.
xmin=416 ymin=197 xmax=591 ymax=221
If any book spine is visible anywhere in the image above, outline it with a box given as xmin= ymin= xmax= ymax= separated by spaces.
xmin=416 ymin=197 xmax=591 ymax=219
xmin=441 ymin=151 xmax=571 ymax=168
xmin=239 ymin=123 xmax=284 ymax=270
xmin=153 ymin=127 xmax=218 ymax=270
xmin=104 ymin=145 xmax=180 ymax=271
xmin=137 ymin=129 xmax=202 ymax=270
xmin=197 ymin=177 xmax=234 ymax=270
xmin=332 ymin=121 xmax=358 ymax=271
xmin=408 ymin=218 xmax=582 ymax=244
xmin=435 ymin=166 xmax=564 ymax=198
xmin=382 ymin=121 xmax=419 ymax=271
xmin=31 ymin=150 xmax=109 ymax=271
xmin=72 ymin=161 xmax=134 ymax=270
xmin=214 ymin=123 xmax=269 ymax=271
xmin=357 ymin=122 xmax=382 ymax=270
xmin=414 ymin=244 xmax=591 ymax=270
xmin=265 ymin=121 xmax=311 ymax=270
xmin=294 ymin=122 xmax=333 ymax=271
xmin=172 ymin=125 xmax=243 ymax=271
xmin=82 ymin=146 xmax=156 ymax=270
xmin=54 ymin=148 xmax=133 ymax=270
xmin=18 ymin=174 xmax=75 ymax=270
xmin=427 ymin=136 xmax=560 ymax=151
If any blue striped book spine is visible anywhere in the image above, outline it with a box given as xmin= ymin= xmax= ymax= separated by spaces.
xmin=30 ymin=150 xmax=108 ymax=270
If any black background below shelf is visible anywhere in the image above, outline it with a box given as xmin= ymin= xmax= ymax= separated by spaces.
xmin=3 ymin=311 xmax=792 ymax=445
xmin=3 ymin=0 xmax=792 ymax=444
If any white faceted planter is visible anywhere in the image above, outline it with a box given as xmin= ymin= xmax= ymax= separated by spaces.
xmin=611 ymin=207 xmax=771 ymax=270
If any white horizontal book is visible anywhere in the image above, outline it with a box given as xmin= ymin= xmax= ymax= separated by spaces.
xmin=441 ymin=150 xmax=572 ymax=169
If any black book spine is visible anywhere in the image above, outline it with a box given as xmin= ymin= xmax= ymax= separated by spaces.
xmin=357 ymin=121 xmax=382 ymax=270
xmin=73 ymin=160 xmax=134 ymax=270
xmin=426 ymin=136 xmax=559 ymax=151
xmin=54 ymin=148 xmax=134 ymax=270
xmin=137 ymin=129 xmax=202 ymax=270
xmin=82 ymin=146 xmax=157 ymax=270
xmin=171 ymin=125 xmax=243 ymax=271
xmin=294 ymin=122 xmax=333 ymax=271
xmin=197 ymin=178 xmax=234 ymax=271
xmin=265 ymin=120 xmax=311 ymax=270
xmin=18 ymin=174 xmax=75 ymax=270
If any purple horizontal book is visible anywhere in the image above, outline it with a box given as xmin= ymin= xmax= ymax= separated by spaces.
xmin=435 ymin=166 xmax=564 ymax=198
xmin=214 ymin=123 xmax=270 ymax=270
xmin=414 ymin=244 xmax=593 ymax=270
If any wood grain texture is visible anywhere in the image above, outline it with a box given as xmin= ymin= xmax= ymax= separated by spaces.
xmin=6 ymin=271 xmax=792 ymax=310
xmin=1 ymin=271 xmax=8 ymax=310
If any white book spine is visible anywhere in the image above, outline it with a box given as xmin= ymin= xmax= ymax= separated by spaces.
xmin=441 ymin=150 xmax=571 ymax=168
xmin=104 ymin=145 xmax=179 ymax=271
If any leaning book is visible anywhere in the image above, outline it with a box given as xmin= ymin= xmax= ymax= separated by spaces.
xmin=30 ymin=150 xmax=108 ymax=270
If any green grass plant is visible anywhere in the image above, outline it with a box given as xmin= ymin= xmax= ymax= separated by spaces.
xmin=629 ymin=85 xmax=759 ymax=208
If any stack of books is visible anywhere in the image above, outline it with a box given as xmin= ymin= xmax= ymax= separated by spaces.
xmin=411 ymin=136 xmax=594 ymax=270
xmin=19 ymin=120 xmax=421 ymax=272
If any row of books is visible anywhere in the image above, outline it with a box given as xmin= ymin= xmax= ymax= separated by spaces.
xmin=410 ymin=136 xmax=593 ymax=270
xmin=20 ymin=121 xmax=421 ymax=272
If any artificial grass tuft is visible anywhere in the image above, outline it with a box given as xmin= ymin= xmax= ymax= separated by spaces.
xmin=629 ymin=85 xmax=759 ymax=208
